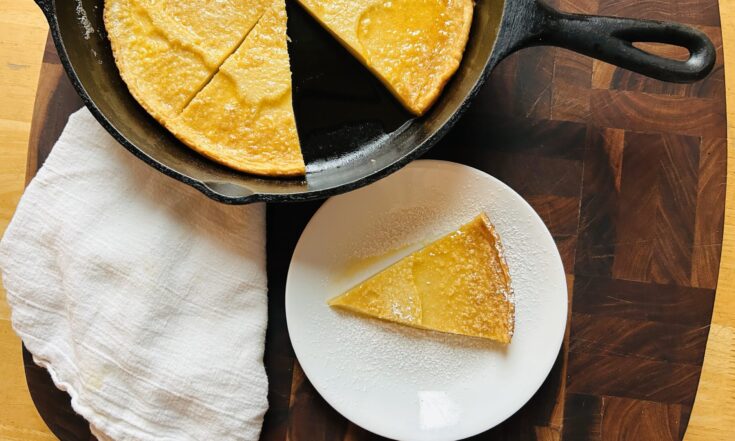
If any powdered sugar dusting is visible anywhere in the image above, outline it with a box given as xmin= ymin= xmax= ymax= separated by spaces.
xmin=287 ymin=160 xmax=568 ymax=436
xmin=75 ymin=0 xmax=95 ymax=40
xmin=306 ymin=309 xmax=501 ymax=394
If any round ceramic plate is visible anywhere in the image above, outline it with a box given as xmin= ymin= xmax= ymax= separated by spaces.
xmin=286 ymin=160 xmax=567 ymax=441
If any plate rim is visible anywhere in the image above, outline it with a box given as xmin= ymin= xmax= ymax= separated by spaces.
xmin=285 ymin=159 xmax=568 ymax=440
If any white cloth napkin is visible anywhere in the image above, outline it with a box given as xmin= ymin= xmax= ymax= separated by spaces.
xmin=0 ymin=108 xmax=269 ymax=441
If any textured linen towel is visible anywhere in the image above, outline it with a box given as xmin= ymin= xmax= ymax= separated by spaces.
xmin=0 ymin=108 xmax=269 ymax=441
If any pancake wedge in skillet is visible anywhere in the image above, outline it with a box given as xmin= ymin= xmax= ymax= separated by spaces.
xmin=168 ymin=0 xmax=305 ymax=176
xmin=296 ymin=0 xmax=474 ymax=115
xmin=104 ymin=0 xmax=271 ymax=121
xmin=105 ymin=0 xmax=303 ymax=176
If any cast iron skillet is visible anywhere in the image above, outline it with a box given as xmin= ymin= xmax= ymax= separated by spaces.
xmin=34 ymin=0 xmax=715 ymax=204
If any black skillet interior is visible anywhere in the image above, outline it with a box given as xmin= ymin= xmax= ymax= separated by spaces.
xmin=37 ymin=0 xmax=714 ymax=204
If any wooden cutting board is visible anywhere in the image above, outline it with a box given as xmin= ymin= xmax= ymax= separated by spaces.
xmin=24 ymin=0 xmax=727 ymax=439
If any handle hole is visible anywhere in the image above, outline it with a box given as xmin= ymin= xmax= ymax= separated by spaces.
xmin=632 ymin=42 xmax=691 ymax=61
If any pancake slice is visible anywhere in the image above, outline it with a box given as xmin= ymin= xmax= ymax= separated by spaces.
xmin=168 ymin=0 xmax=305 ymax=176
xmin=296 ymin=0 xmax=474 ymax=115
xmin=329 ymin=214 xmax=515 ymax=344
xmin=105 ymin=0 xmax=270 ymax=121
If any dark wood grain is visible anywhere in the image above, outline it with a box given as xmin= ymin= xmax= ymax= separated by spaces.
xmin=590 ymin=25 xmax=725 ymax=98
xmin=691 ymin=137 xmax=727 ymax=289
xmin=596 ymin=0 xmax=721 ymax=26
xmin=569 ymin=313 xmax=710 ymax=364
xmin=600 ymin=396 xmax=683 ymax=441
xmin=23 ymin=0 xmax=727 ymax=438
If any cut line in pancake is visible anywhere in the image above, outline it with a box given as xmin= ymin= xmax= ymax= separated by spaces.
xmin=165 ymin=0 xmax=305 ymax=176
xmin=105 ymin=0 xmax=273 ymax=119
xmin=181 ymin=9 xmax=269 ymax=112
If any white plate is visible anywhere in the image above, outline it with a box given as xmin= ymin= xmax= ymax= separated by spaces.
xmin=286 ymin=160 xmax=567 ymax=441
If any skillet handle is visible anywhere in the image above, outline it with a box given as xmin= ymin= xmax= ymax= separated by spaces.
xmin=527 ymin=1 xmax=716 ymax=83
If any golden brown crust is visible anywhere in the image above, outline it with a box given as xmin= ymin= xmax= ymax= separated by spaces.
xmin=167 ymin=118 xmax=306 ymax=177
xmin=477 ymin=212 xmax=515 ymax=340
xmin=410 ymin=0 xmax=474 ymax=116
